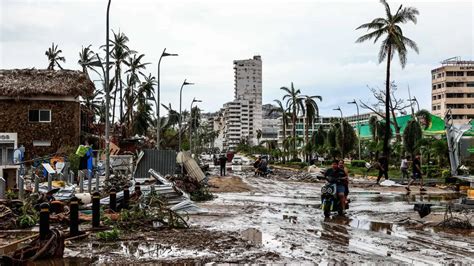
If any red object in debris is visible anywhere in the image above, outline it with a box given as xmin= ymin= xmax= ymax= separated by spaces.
xmin=226 ymin=152 xmax=234 ymax=162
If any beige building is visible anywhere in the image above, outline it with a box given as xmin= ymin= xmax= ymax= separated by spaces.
xmin=432 ymin=58 xmax=474 ymax=124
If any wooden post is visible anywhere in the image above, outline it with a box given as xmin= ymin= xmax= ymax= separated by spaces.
xmin=92 ymin=191 xmax=100 ymax=228
xmin=39 ymin=203 xmax=50 ymax=240
xmin=69 ymin=196 xmax=79 ymax=237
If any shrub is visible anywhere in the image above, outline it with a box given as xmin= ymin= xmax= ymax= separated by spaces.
xmin=351 ymin=160 xmax=367 ymax=168
xmin=421 ymin=165 xmax=441 ymax=178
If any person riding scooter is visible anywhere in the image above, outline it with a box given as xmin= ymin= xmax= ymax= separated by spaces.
xmin=324 ymin=160 xmax=348 ymax=213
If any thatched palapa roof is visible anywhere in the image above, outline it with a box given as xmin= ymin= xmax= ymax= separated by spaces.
xmin=0 ymin=69 xmax=94 ymax=97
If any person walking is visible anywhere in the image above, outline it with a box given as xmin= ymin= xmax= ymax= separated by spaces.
xmin=400 ymin=156 xmax=409 ymax=183
xmin=218 ymin=154 xmax=227 ymax=177
xmin=376 ymin=155 xmax=389 ymax=184
xmin=406 ymin=154 xmax=425 ymax=192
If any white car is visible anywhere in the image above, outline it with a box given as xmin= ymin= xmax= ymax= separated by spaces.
xmin=232 ymin=156 xmax=243 ymax=165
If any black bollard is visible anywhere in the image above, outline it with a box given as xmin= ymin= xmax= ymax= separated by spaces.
xmin=134 ymin=182 xmax=141 ymax=193
xmin=39 ymin=202 xmax=50 ymax=240
xmin=123 ymin=186 xmax=129 ymax=209
xmin=69 ymin=196 xmax=79 ymax=237
xmin=92 ymin=191 xmax=100 ymax=228
xmin=109 ymin=188 xmax=117 ymax=212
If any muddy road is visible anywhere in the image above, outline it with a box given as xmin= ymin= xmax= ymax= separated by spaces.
xmin=191 ymin=174 xmax=474 ymax=264
xmin=30 ymin=170 xmax=474 ymax=264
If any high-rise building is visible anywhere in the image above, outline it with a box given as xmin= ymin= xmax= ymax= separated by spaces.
xmin=432 ymin=58 xmax=474 ymax=124
xmin=233 ymin=55 xmax=262 ymax=145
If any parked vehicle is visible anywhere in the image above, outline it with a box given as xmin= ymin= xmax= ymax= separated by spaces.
xmin=232 ymin=156 xmax=243 ymax=165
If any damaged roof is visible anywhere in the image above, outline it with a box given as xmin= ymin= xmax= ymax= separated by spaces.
xmin=0 ymin=68 xmax=95 ymax=97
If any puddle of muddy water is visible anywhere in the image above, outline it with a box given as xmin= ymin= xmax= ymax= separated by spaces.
xmin=241 ymin=228 xmax=262 ymax=245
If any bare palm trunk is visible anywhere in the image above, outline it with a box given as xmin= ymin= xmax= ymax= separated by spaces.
xmin=282 ymin=122 xmax=287 ymax=163
xmin=119 ymin=71 xmax=124 ymax=123
xmin=292 ymin=114 xmax=297 ymax=159
xmin=112 ymin=68 xmax=119 ymax=126
xmin=383 ymin=46 xmax=392 ymax=174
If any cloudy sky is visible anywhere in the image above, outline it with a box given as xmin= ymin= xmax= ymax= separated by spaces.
xmin=1 ymin=0 xmax=473 ymax=118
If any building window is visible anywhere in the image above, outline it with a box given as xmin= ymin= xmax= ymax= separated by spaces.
xmin=467 ymin=71 xmax=474 ymax=76
xmin=29 ymin=110 xmax=51 ymax=123
xmin=467 ymin=82 xmax=474 ymax=87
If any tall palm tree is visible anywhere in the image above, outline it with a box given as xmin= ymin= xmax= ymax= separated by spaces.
xmin=281 ymin=82 xmax=304 ymax=159
xmin=124 ymin=54 xmax=149 ymax=133
xmin=270 ymin=99 xmax=290 ymax=163
xmin=132 ymin=74 xmax=156 ymax=135
xmin=356 ymin=0 xmax=419 ymax=170
xmin=78 ymin=45 xmax=100 ymax=76
xmin=302 ymin=95 xmax=322 ymax=146
xmin=110 ymin=31 xmax=135 ymax=125
xmin=45 ymin=42 xmax=66 ymax=70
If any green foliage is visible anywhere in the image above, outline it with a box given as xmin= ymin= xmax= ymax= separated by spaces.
xmin=416 ymin=109 xmax=432 ymax=129
xmin=190 ymin=187 xmax=214 ymax=202
xmin=351 ymin=160 xmax=367 ymax=167
xmin=421 ymin=165 xmax=441 ymax=178
xmin=18 ymin=214 xmax=37 ymax=228
xmin=96 ymin=228 xmax=120 ymax=241
xmin=335 ymin=120 xmax=357 ymax=158
xmin=442 ymin=169 xmax=451 ymax=179
xmin=403 ymin=119 xmax=423 ymax=156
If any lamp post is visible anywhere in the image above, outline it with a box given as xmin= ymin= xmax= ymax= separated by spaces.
xmin=156 ymin=48 xmax=178 ymax=150
xmin=189 ymin=98 xmax=202 ymax=154
xmin=104 ymin=0 xmax=111 ymax=180
xmin=179 ymin=79 xmax=194 ymax=152
xmin=333 ymin=106 xmax=344 ymax=158
xmin=333 ymin=106 xmax=343 ymax=119
xmin=408 ymin=97 xmax=420 ymax=113
xmin=348 ymin=99 xmax=361 ymax=160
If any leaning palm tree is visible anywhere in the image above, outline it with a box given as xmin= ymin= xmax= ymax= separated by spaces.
xmin=45 ymin=42 xmax=66 ymax=70
xmin=356 ymin=0 xmax=419 ymax=170
xmin=281 ymin=83 xmax=304 ymax=159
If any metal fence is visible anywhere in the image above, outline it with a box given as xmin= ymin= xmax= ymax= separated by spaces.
xmin=134 ymin=149 xmax=177 ymax=179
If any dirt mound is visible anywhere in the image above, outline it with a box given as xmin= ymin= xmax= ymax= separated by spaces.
xmin=208 ymin=176 xmax=254 ymax=193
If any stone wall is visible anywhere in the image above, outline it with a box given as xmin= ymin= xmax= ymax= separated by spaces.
xmin=0 ymin=99 xmax=80 ymax=160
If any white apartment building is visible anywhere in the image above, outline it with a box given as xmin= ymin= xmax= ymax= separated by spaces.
xmin=431 ymin=58 xmax=474 ymax=124
xmin=233 ymin=55 xmax=263 ymax=145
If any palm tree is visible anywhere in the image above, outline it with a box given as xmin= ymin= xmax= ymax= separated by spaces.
xmin=45 ymin=42 xmax=66 ymax=70
xmin=302 ymin=95 xmax=322 ymax=148
xmin=78 ymin=45 xmax=100 ymax=76
xmin=356 ymin=0 xmax=419 ymax=171
xmin=132 ymin=74 xmax=156 ymax=136
xmin=256 ymin=129 xmax=262 ymax=145
xmin=110 ymin=31 xmax=135 ymax=125
xmin=281 ymin=83 xmax=304 ymax=159
xmin=270 ymin=100 xmax=290 ymax=161
xmin=124 ymin=54 xmax=149 ymax=133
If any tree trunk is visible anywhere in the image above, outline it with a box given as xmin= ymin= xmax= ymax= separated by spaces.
xmin=293 ymin=112 xmax=297 ymax=159
xmin=282 ymin=121 xmax=287 ymax=163
xmin=389 ymin=95 xmax=402 ymax=142
xmin=112 ymin=67 xmax=119 ymax=126
xmin=383 ymin=46 xmax=392 ymax=175
xmin=119 ymin=70 xmax=124 ymax=124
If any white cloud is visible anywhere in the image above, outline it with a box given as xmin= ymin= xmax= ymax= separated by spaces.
xmin=0 ymin=0 xmax=472 ymax=117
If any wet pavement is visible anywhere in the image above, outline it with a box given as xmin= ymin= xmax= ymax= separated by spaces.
xmin=23 ymin=170 xmax=474 ymax=264
xmin=190 ymin=175 xmax=474 ymax=264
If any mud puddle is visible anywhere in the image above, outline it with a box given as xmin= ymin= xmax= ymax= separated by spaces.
xmin=191 ymin=175 xmax=474 ymax=264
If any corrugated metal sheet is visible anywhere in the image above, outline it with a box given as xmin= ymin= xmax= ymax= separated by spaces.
xmin=134 ymin=149 xmax=177 ymax=179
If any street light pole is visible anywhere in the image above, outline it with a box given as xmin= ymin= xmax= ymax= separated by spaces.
xmin=348 ymin=100 xmax=361 ymax=160
xmin=178 ymin=79 xmax=194 ymax=152
xmin=408 ymin=97 xmax=420 ymax=114
xmin=189 ymin=98 xmax=202 ymax=154
xmin=104 ymin=0 xmax=111 ymax=180
xmin=333 ymin=106 xmax=344 ymax=158
xmin=156 ymin=48 xmax=178 ymax=150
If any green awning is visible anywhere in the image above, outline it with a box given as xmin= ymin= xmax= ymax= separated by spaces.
xmin=358 ymin=114 xmax=446 ymax=139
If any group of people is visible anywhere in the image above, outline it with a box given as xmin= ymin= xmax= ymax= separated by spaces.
xmin=253 ymin=156 xmax=268 ymax=176
xmin=369 ymin=154 xmax=425 ymax=192
xmin=324 ymin=159 xmax=350 ymax=213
